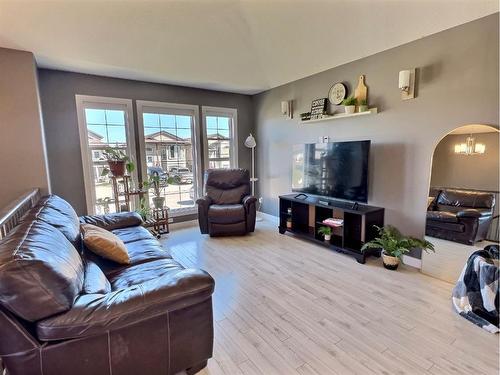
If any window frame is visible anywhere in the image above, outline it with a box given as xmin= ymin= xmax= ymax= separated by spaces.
xmin=136 ymin=100 xmax=202 ymax=216
xmin=201 ymin=106 xmax=238 ymax=170
xmin=75 ymin=95 xmax=137 ymax=215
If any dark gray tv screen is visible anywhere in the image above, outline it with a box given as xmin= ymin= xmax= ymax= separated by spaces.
xmin=292 ymin=140 xmax=370 ymax=202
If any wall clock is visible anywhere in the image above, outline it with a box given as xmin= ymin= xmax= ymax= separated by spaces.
xmin=328 ymin=83 xmax=347 ymax=105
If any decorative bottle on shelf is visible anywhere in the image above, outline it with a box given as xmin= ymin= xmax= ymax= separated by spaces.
xmin=286 ymin=217 xmax=292 ymax=229
xmin=287 ymin=207 xmax=292 ymax=215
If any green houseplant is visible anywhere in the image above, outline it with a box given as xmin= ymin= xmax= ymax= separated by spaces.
xmin=100 ymin=147 xmax=135 ymax=178
xmin=136 ymin=197 xmax=151 ymax=221
xmin=358 ymin=98 xmax=368 ymax=112
xmin=318 ymin=226 xmax=333 ymax=242
xmin=361 ymin=225 xmax=435 ymax=270
xmin=342 ymin=96 xmax=357 ymax=114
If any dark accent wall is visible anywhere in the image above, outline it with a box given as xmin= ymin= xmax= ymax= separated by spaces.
xmin=253 ymin=14 xmax=499 ymax=258
xmin=38 ymin=70 xmax=253 ymax=215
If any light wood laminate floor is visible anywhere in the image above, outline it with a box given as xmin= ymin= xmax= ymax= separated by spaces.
xmin=164 ymin=218 xmax=499 ymax=375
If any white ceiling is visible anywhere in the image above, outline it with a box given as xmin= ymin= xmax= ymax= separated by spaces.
xmin=0 ymin=1 xmax=498 ymax=94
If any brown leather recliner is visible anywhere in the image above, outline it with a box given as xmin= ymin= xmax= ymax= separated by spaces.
xmin=0 ymin=194 xmax=214 ymax=375
xmin=196 ymin=169 xmax=257 ymax=236
xmin=426 ymin=188 xmax=496 ymax=245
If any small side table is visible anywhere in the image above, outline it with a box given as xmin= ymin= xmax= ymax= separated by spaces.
xmin=143 ymin=208 xmax=170 ymax=238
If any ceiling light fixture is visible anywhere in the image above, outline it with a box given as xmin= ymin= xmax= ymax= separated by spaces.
xmin=454 ymin=135 xmax=486 ymax=155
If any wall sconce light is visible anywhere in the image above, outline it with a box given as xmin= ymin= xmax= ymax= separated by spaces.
xmin=281 ymin=100 xmax=293 ymax=119
xmin=454 ymin=135 xmax=486 ymax=155
xmin=398 ymin=68 xmax=416 ymax=100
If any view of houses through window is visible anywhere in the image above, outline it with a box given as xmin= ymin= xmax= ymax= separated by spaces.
xmin=206 ymin=115 xmax=232 ymax=169
xmin=142 ymin=112 xmax=196 ymax=211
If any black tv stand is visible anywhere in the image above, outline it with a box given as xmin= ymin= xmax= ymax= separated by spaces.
xmin=278 ymin=194 xmax=384 ymax=263
xmin=294 ymin=193 xmax=308 ymax=199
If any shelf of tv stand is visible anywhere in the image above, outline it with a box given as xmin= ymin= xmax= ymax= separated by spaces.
xmin=278 ymin=194 xmax=384 ymax=264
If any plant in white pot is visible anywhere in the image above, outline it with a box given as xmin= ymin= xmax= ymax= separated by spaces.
xmin=358 ymin=98 xmax=368 ymax=112
xmin=318 ymin=226 xmax=333 ymax=242
xmin=342 ymin=96 xmax=357 ymax=114
xmin=143 ymin=173 xmax=174 ymax=209
xmin=361 ymin=225 xmax=434 ymax=270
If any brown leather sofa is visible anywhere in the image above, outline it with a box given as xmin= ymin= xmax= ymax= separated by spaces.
xmin=0 ymin=194 xmax=214 ymax=375
xmin=196 ymin=169 xmax=257 ymax=236
xmin=426 ymin=188 xmax=495 ymax=245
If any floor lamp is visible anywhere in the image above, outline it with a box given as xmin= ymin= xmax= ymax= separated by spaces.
xmin=244 ymin=134 xmax=262 ymax=220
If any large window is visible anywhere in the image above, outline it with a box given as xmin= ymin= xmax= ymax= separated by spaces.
xmin=137 ymin=101 xmax=201 ymax=214
xmin=202 ymin=107 xmax=238 ymax=169
xmin=76 ymin=96 xmax=136 ymax=214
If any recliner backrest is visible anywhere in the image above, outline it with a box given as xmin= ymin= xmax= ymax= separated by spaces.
xmin=436 ymin=189 xmax=495 ymax=211
xmin=205 ymin=169 xmax=250 ymax=204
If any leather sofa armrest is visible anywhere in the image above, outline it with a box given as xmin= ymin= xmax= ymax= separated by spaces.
xmin=79 ymin=211 xmax=143 ymax=231
xmin=196 ymin=196 xmax=212 ymax=234
xmin=242 ymin=195 xmax=257 ymax=232
xmin=457 ymin=209 xmax=490 ymax=219
xmin=37 ymin=268 xmax=215 ymax=341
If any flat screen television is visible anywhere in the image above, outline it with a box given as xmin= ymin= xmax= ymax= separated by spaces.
xmin=292 ymin=140 xmax=370 ymax=202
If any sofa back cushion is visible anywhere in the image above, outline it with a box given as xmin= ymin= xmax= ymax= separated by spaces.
xmin=205 ymin=169 xmax=250 ymax=204
xmin=0 ymin=220 xmax=84 ymax=322
xmin=437 ymin=189 xmax=495 ymax=210
xmin=34 ymin=195 xmax=81 ymax=248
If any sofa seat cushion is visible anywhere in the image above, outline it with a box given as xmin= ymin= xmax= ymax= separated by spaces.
xmin=36 ymin=266 xmax=215 ymax=341
xmin=84 ymin=237 xmax=172 ymax=276
xmin=112 ymin=226 xmax=154 ymax=243
xmin=208 ymin=204 xmax=245 ymax=224
xmin=426 ymin=211 xmax=459 ymax=223
xmin=108 ymin=259 xmax=185 ymax=290
xmin=426 ymin=220 xmax=465 ymax=233
xmin=0 ymin=220 xmax=84 ymax=322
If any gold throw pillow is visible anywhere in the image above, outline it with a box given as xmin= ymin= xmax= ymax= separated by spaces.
xmin=81 ymin=224 xmax=130 ymax=265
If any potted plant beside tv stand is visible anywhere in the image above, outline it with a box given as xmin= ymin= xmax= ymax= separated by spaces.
xmin=278 ymin=194 xmax=384 ymax=263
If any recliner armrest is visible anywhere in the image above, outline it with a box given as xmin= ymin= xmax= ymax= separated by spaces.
xmin=79 ymin=211 xmax=143 ymax=231
xmin=456 ymin=209 xmax=490 ymax=219
xmin=242 ymin=195 xmax=257 ymax=209
xmin=196 ymin=195 xmax=213 ymax=208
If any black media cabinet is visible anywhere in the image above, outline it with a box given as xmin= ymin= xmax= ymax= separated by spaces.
xmin=278 ymin=194 xmax=384 ymax=263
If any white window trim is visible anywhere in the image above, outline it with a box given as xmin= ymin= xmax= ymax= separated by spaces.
xmin=75 ymin=95 xmax=137 ymax=215
xmin=201 ymin=106 xmax=238 ymax=170
xmin=136 ymin=100 xmax=202 ymax=215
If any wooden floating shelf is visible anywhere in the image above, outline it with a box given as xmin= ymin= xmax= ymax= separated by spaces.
xmin=301 ymin=108 xmax=378 ymax=124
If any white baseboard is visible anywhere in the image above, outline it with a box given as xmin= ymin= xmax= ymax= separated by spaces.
xmin=402 ymin=255 xmax=422 ymax=269
xmin=257 ymin=211 xmax=279 ymax=224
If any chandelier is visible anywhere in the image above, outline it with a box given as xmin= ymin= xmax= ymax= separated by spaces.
xmin=454 ymin=135 xmax=486 ymax=155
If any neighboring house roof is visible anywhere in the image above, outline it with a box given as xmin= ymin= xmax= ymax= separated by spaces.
xmin=88 ymin=130 xmax=104 ymax=143
xmin=145 ymin=130 xmax=189 ymax=144
xmin=206 ymin=132 xmax=230 ymax=140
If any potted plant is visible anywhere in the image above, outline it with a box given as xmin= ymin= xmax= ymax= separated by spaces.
xmin=143 ymin=174 xmax=164 ymax=209
xmin=342 ymin=96 xmax=357 ymax=114
xmin=101 ymin=147 xmax=135 ymax=178
xmin=136 ymin=197 xmax=151 ymax=221
xmin=318 ymin=226 xmax=333 ymax=242
xmin=361 ymin=225 xmax=435 ymax=270
xmin=358 ymin=98 xmax=368 ymax=112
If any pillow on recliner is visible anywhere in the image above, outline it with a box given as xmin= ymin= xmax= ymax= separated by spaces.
xmin=207 ymin=185 xmax=248 ymax=205
xmin=81 ymin=224 xmax=130 ymax=265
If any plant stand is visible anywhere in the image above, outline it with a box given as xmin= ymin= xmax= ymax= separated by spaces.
xmin=143 ymin=208 xmax=170 ymax=239
xmin=110 ymin=175 xmax=147 ymax=212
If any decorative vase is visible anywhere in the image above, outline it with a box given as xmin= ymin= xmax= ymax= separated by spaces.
xmin=324 ymin=234 xmax=331 ymax=241
xmin=107 ymin=160 xmax=126 ymax=177
xmin=381 ymin=251 xmax=400 ymax=270
xmin=152 ymin=196 xmax=165 ymax=209
xmin=358 ymin=105 xmax=368 ymax=112
xmin=344 ymin=105 xmax=356 ymax=114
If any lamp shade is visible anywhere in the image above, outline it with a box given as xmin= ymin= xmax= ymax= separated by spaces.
xmin=244 ymin=133 xmax=256 ymax=148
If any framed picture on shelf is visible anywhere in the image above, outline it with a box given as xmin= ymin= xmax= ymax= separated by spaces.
xmin=310 ymin=98 xmax=327 ymax=120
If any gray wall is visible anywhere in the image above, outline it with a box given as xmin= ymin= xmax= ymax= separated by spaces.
xmin=253 ymin=14 xmax=499 ymax=257
xmin=431 ymin=132 xmax=499 ymax=191
xmin=38 ymin=70 xmax=254 ymax=215
xmin=0 ymin=48 xmax=50 ymax=209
